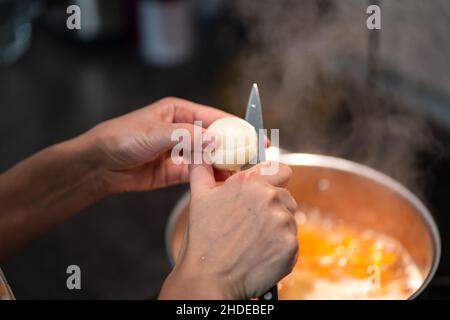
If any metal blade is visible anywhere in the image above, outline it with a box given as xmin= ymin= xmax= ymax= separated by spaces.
xmin=244 ymin=83 xmax=278 ymax=301
xmin=245 ymin=83 xmax=265 ymax=163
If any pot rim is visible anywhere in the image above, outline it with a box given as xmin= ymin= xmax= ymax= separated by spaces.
xmin=165 ymin=152 xmax=441 ymax=300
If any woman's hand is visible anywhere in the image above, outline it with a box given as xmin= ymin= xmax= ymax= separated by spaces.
xmin=159 ymin=162 xmax=299 ymax=300
xmin=82 ymin=97 xmax=232 ymax=194
xmin=0 ymin=97 xmax=231 ymax=261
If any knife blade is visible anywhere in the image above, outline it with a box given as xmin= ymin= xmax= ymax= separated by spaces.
xmin=244 ymin=83 xmax=278 ymax=300
xmin=245 ymin=83 xmax=266 ymax=163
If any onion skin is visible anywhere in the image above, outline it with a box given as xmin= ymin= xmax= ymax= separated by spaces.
xmin=205 ymin=118 xmax=257 ymax=171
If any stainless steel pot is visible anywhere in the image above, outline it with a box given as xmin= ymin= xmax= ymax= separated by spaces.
xmin=165 ymin=152 xmax=441 ymax=299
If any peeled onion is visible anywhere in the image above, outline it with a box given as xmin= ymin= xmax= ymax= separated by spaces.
xmin=205 ymin=117 xmax=257 ymax=171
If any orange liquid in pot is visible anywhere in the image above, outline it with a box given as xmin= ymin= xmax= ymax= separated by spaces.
xmin=278 ymin=208 xmax=424 ymax=300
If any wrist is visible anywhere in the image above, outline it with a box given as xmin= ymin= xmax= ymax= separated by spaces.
xmin=62 ymin=133 xmax=110 ymax=200
xmin=159 ymin=262 xmax=236 ymax=300
xmin=76 ymin=125 xmax=135 ymax=195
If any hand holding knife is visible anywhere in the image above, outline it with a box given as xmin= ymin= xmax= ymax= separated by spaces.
xmin=243 ymin=83 xmax=278 ymax=301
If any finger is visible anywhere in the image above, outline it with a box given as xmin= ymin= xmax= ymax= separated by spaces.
xmin=153 ymin=122 xmax=221 ymax=192
xmin=155 ymin=97 xmax=235 ymax=127
xmin=244 ymin=162 xmax=292 ymax=187
xmin=157 ymin=152 xmax=221 ymax=188
xmin=279 ymin=208 xmax=298 ymax=236
xmin=275 ymin=188 xmax=298 ymax=214
xmin=152 ymin=122 xmax=200 ymax=155
xmin=174 ymin=102 xmax=234 ymax=127
xmin=163 ymin=158 xmax=190 ymax=185
xmin=189 ymin=161 xmax=216 ymax=195
xmin=264 ymin=135 xmax=271 ymax=148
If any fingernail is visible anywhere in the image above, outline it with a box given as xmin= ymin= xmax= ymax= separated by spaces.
xmin=202 ymin=133 xmax=221 ymax=149
xmin=264 ymin=135 xmax=271 ymax=147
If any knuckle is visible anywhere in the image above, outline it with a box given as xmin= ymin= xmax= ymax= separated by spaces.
xmin=266 ymin=187 xmax=278 ymax=200
xmin=245 ymin=171 xmax=258 ymax=182
xmin=229 ymin=170 xmax=251 ymax=185
xmin=276 ymin=188 xmax=290 ymax=200
xmin=159 ymin=96 xmax=179 ymax=105
xmin=279 ymin=163 xmax=293 ymax=178
xmin=285 ymin=233 xmax=299 ymax=254
xmin=287 ymin=195 xmax=298 ymax=211
xmin=277 ymin=188 xmax=298 ymax=211
xmin=272 ymin=209 xmax=290 ymax=227
xmin=229 ymin=171 xmax=256 ymax=190
xmin=290 ymin=216 xmax=299 ymax=232
xmin=291 ymin=197 xmax=299 ymax=210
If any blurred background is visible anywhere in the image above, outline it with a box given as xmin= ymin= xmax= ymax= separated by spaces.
xmin=1 ymin=0 xmax=450 ymax=299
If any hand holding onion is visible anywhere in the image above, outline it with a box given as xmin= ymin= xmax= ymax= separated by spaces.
xmin=159 ymin=160 xmax=299 ymax=300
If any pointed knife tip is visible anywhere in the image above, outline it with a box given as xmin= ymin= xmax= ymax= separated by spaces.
xmin=251 ymin=83 xmax=259 ymax=96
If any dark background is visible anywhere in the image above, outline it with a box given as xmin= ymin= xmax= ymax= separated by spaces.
xmin=0 ymin=0 xmax=239 ymax=299
xmin=1 ymin=0 xmax=450 ymax=299
xmin=0 ymin=26 xmax=198 ymax=300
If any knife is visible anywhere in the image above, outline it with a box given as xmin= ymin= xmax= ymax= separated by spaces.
xmin=245 ymin=83 xmax=266 ymax=164
xmin=244 ymin=83 xmax=278 ymax=300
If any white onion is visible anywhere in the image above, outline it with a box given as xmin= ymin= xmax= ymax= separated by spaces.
xmin=205 ymin=117 xmax=258 ymax=171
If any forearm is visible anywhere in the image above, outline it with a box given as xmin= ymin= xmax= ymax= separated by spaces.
xmin=0 ymin=134 xmax=107 ymax=261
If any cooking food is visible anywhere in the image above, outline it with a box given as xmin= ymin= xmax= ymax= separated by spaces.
xmin=167 ymin=153 xmax=440 ymax=300
xmin=205 ymin=117 xmax=257 ymax=171
xmin=279 ymin=207 xmax=423 ymax=300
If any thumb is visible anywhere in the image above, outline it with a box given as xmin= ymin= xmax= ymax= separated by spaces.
xmin=187 ymin=123 xmax=217 ymax=194
xmin=158 ymin=122 xmax=217 ymax=193
xmin=189 ymin=161 xmax=216 ymax=195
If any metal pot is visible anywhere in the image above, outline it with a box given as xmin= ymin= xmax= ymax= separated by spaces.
xmin=165 ymin=151 xmax=441 ymax=299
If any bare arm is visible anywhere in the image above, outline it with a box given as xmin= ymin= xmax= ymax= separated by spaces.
xmin=0 ymin=135 xmax=106 ymax=261
xmin=0 ymin=97 xmax=230 ymax=262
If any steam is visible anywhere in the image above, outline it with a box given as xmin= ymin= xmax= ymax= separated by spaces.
xmin=223 ymin=0 xmax=441 ymax=195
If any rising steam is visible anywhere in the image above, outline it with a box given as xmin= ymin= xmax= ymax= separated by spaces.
xmin=220 ymin=0 xmax=442 ymax=196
